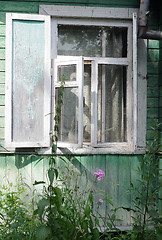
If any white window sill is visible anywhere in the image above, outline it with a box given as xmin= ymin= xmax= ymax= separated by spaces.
xmin=38 ymin=145 xmax=146 ymax=155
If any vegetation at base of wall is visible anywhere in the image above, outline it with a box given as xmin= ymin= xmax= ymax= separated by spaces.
xmin=122 ymin=121 xmax=162 ymax=240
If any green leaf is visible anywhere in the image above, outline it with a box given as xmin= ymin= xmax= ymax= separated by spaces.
xmin=104 ymin=197 xmax=113 ymax=206
xmin=38 ymin=198 xmax=50 ymax=221
xmin=33 ymin=180 xmax=46 ymax=186
xmin=52 ymin=144 xmax=57 ymax=153
xmin=93 ymin=228 xmax=100 ymax=240
xmin=36 ymin=225 xmax=51 ymax=240
xmin=48 ymin=168 xmax=55 ymax=185
xmin=89 ymin=193 xmax=93 ymax=204
xmin=148 ymin=209 xmax=159 ymax=218
xmin=53 ymin=187 xmax=62 ymax=211
xmin=85 ymin=205 xmax=91 ymax=218
xmin=106 ymin=222 xmax=113 ymax=230
xmin=54 ymin=168 xmax=58 ymax=180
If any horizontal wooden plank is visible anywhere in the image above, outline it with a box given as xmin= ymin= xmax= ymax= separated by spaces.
xmin=147 ymin=107 xmax=159 ymax=119
xmin=0 ymin=1 xmax=39 ymax=13
xmin=148 ymin=49 xmax=159 ymax=62
xmin=0 ymin=24 xmax=5 ymax=36
xmin=0 ymin=127 xmax=4 ymax=139
xmin=0 ymin=12 xmax=6 ymax=24
xmin=0 ymin=49 xmax=5 ymax=59
xmin=147 ymin=98 xmax=158 ymax=108
xmin=0 ymin=0 xmax=139 ymax=10
xmin=0 ymin=59 xmax=5 ymax=71
xmin=146 ymin=130 xmax=154 ymax=141
xmin=0 ymin=72 xmax=5 ymax=83
xmin=0 ymin=116 xmax=4 ymax=128
xmin=147 ymin=75 xmax=159 ymax=87
xmin=147 ymin=62 xmax=159 ymax=75
xmin=0 ymin=83 xmax=5 ymax=94
xmin=0 ymin=105 xmax=4 ymax=116
xmin=0 ymin=36 xmax=5 ymax=48
xmin=147 ymin=118 xmax=159 ymax=130
xmin=0 ymin=94 xmax=5 ymax=105
xmin=0 ymin=139 xmax=4 ymax=148
xmin=160 ymin=107 xmax=162 ymax=118
xmin=148 ymin=40 xmax=160 ymax=49
xmin=159 ymin=85 xmax=162 ymax=96
xmin=159 ymin=49 xmax=162 ymax=61
xmin=147 ymin=86 xmax=159 ymax=98
xmin=40 ymin=4 xmax=138 ymax=19
xmin=159 ymin=97 xmax=162 ymax=108
xmin=160 ymin=62 xmax=162 ymax=74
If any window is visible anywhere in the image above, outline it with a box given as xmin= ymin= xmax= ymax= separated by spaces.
xmin=5 ymin=6 xmax=147 ymax=153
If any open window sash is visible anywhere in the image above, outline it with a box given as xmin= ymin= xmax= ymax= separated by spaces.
xmin=5 ymin=13 xmax=51 ymax=148
xmin=54 ymin=56 xmax=84 ymax=148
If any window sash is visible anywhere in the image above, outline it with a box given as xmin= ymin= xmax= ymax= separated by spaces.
xmin=54 ymin=56 xmax=84 ymax=147
xmin=5 ymin=13 xmax=51 ymax=148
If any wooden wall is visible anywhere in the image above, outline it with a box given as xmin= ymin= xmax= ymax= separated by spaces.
xmin=0 ymin=153 xmax=142 ymax=226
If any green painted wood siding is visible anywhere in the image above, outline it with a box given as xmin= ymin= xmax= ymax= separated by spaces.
xmin=0 ymin=153 xmax=143 ymax=226
xmin=147 ymin=0 xmax=162 ymax=143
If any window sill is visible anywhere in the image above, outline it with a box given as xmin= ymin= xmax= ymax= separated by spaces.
xmin=38 ymin=145 xmax=146 ymax=155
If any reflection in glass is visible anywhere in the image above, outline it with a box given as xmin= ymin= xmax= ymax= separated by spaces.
xmin=58 ymin=64 xmax=76 ymax=82
xmin=83 ymin=64 xmax=91 ymax=142
xmin=56 ymin=87 xmax=78 ymax=143
xmin=58 ymin=25 xmax=127 ymax=57
xmin=98 ymin=65 xmax=127 ymax=142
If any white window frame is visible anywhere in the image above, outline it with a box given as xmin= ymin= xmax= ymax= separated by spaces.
xmin=54 ymin=56 xmax=84 ymax=148
xmin=39 ymin=5 xmax=147 ymax=154
xmin=4 ymin=6 xmax=147 ymax=154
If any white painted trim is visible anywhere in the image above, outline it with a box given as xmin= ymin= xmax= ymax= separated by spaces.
xmin=39 ymin=5 xmax=138 ymax=19
xmin=133 ymin=13 xmax=138 ymax=148
xmin=55 ymin=18 xmax=132 ymax=27
xmin=5 ymin=13 xmax=12 ymax=148
xmin=5 ymin=13 xmax=51 ymax=148
xmin=91 ymin=61 xmax=98 ymax=146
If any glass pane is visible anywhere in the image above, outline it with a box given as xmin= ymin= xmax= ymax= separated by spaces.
xmin=56 ymin=87 xmax=78 ymax=143
xmin=12 ymin=20 xmax=45 ymax=142
xmin=105 ymin=27 xmax=127 ymax=57
xmin=58 ymin=25 xmax=127 ymax=57
xmin=83 ymin=64 xmax=91 ymax=142
xmin=98 ymin=65 xmax=127 ymax=143
xmin=57 ymin=64 xmax=76 ymax=82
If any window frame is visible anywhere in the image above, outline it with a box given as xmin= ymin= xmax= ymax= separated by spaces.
xmin=44 ymin=6 xmax=145 ymax=153
xmin=4 ymin=6 xmax=147 ymax=154
xmin=54 ymin=56 xmax=84 ymax=148
xmin=5 ymin=13 xmax=51 ymax=148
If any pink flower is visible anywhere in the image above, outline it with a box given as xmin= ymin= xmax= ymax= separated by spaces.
xmin=99 ymin=199 xmax=103 ymax=203
xmin=94 ymin=169 xmax=105 ymax=181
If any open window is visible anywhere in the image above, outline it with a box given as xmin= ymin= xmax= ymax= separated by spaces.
xmin=5 ymin=6 xmax=147 ymax=153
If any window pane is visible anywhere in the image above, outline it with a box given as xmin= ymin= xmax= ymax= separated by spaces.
xmin=57 ymin=64 xmax=76 ymax=82
xmin=98 ymin=65 xmax=127 ymax=143
xmin=12 ymin=20 xmax=45 ymax=142
xmin=105 ymin=27 xmax=127 ymax=57
xmin=83 ymin=64 xmax=91 ymax=142
xmin=56 ymin=87 xmax=78 ymax=143
xmin=58 ymin=25 xmax=127 ymax=57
